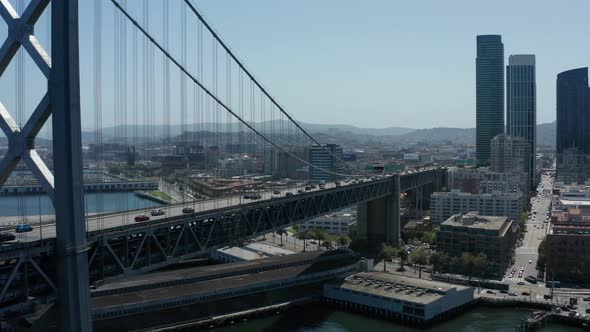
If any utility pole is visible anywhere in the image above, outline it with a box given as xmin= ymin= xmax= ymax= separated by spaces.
xmin=52 ymin=0 xmax=92 ymax=330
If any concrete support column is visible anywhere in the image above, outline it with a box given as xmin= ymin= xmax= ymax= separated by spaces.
xmin=357 ymin=174 xmax=401 ymax=253
xmin=388 ymin=174 xmax=401 ymax=247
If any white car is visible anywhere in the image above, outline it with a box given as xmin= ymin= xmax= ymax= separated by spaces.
xmin=528 ymin=260 xmax=532 ymax=264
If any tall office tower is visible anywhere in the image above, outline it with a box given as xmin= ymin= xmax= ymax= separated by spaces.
xmin=476 ymin=35 xmax=505 ymax=167
xmin=507 ymin=55 xmax=536 ymax=190
xmin=556 ymin=68 xmax=590 ymax=184
xmin=308 ymin=144 xmax=344 ymax=182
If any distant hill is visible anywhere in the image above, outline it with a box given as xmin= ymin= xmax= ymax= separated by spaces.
xmin=536 ymin=121 xmax=555 ymax=146
xmin=69 ymin=120 xmax=555 ymax=147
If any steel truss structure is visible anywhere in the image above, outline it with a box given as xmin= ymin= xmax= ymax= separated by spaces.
xmin=0 ymin=169 xmax=444 ymax=312
xmin=0 ymin=0 xmax=91 ymax=330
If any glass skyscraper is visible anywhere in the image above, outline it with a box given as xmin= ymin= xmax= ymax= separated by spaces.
xmin=556 ymin=67 xmax=590 ymax=183
xmin=476 ymin=35 xmax=504 ymax=167
xmin=506 ymin=55 xmax=536 ymax=190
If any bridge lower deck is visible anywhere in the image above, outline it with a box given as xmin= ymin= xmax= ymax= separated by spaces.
xmin=92 ymin=255 xmax=358 ymax=310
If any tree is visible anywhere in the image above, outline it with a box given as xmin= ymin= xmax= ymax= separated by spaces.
xmin=409 ymin=247 xmax=431 ymax=278
xmin=461 ymin=253 xmax=476 ymax=279
xmin=420 ymin=231 xmax=437 ymax=245
xmin=520 ymin=211 xmax=528 ymax=224
xmin=322 ymin=240 xmax=332 ymax=250
xmin=314 ymin=229 xmax=328 ymax=250
xmin=397 ymin=248 xmax=409 ymax=271
xmin=536 ymin=238 xmax=547 ymax=275
xmin=298 ymin=230 xmax=310 ymax=252
xmin=430 ymin=251 xmax=449 ymax=275
xmin=473 ymin=253 xmax=488 ymax=278
xmin=379 ymin=243 xmax=396 ymax=272
xmin=336 ymin=234 xmax=351 ymax=247
xmin=276 ymin=229 xmax=287 ymax=246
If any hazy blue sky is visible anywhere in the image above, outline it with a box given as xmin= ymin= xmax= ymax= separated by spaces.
xmin=0 ymin=0 xmax=588 ymax=133
xmin=192 ymin=0 xmax=589 ymax=128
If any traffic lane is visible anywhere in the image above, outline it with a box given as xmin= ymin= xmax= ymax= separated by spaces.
xmin=3 ymin=179 xmax=359 ymax=242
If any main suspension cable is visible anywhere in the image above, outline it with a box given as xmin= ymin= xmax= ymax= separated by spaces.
xmin=109 ymin=0 xmax=353 ymax=178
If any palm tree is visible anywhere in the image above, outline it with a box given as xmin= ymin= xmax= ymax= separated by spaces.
xmin=276 ymin=229 xmax=286 ymax=246
xmin=397 ymin=248 xmax=409 ymax=271
xmin=298 ymin=230 xmax=309 ymax=252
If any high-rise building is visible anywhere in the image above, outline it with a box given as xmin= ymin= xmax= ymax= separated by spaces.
xmin=476 ymin=35 xmax=505 ymax=167
xmin=506 ymin=55 xmax=536 ymax=190
xmin=490 ymin=133 xmax=527 ymax=174
xmin=556 ymin=68 xmax=590 ymax=184
xmin=308 ymin=144 xmax=344 ymax=182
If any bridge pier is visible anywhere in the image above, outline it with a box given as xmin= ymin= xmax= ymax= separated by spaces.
xmin=356 ymin=174 xmax=401 ymax=254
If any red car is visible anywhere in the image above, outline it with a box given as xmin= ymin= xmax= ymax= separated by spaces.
xmin=134 ymin=215 xmax=150 ymax=222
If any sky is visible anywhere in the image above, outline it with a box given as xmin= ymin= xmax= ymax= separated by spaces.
xmin=191 ymin=0 xmax=590 ymax=128
xmin=0 ymin=0 xmax=589 ymax=134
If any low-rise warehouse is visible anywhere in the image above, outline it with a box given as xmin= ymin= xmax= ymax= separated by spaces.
xmin=323 ymin=272 xmax=475 ymax=327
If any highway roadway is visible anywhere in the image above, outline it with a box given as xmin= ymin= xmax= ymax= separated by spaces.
xmin=4 ymin=181 xmax=339 ymax=244
xmin=0 ymin=167 xmax=439 ymax=245
xmin=0 ymin=169 xmax=429 ymax=245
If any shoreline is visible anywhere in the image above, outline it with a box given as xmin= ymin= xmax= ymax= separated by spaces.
xmin=141 ymin=294 xmax=589 ymax=331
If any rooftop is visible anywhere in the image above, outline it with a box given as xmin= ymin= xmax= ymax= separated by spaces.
xmin=336 ymin=272 xmax=472 ymax=305
xmin=442 ymin=212 xmax=510 ymax=231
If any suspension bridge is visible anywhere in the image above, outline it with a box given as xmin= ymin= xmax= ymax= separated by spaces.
xmin=0 ymin=0 xmax=444 ymax=330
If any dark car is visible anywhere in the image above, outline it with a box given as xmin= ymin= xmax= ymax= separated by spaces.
xmin=298 ymin=189 xmax=304 ymax=194
xmin=15 ymin=224 xmax=33 ymax=233
xmin=521 ymin=292 xmax=531 ymax=296
xmin=285 ymin=192 xmax=293 ymax=197
xmin=251 ymin=194 xmax=262 ymax=200
xmin=485 ymin=290 xmax=496 ymax=295
xmin=151 ymin=209 xmax=165 ymax=216
xmin=0 ymin=232 xmax=16 ymax=242
xmin=273 ymin=190 xmax=280 ymax=195
xmin=305 ymin=186 xmax=311 ymax=191
xmin=584 ymin=297 xmax=590 ymax=302
xmin=499 ymin=290 xmax=508 ymax=294
xmin=544 ymin=295 xmax=552 ymax=300
xmin=182 ymin=207 xmax=195 ymax=214
xmin=134 ymin=215 xmax=150 ymax=222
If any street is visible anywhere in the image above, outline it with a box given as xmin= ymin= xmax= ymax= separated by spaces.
xmin=504 ymin=171 xmax=553 ymax=288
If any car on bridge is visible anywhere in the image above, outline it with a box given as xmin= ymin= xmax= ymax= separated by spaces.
xmin=182 ymin=207 xmax=195 ymax=214
xmin=285 ymin=192 xmax=293 ymax=197
xmin=15 ymin=224 xmax=33 ymax=233
xmin=0 ymin=232 xmax=16 ymax=242
xmin=134 ymin=215 xmax=150 ymax=222
xmin=151 ymin=209 xmax=165 ymax=216
xmin=273 ymin=190 xmax=280 ymax=195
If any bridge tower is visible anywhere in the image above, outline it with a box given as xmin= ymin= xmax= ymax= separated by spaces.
xmin=0 ymin=0 xmax=91 ymax=330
